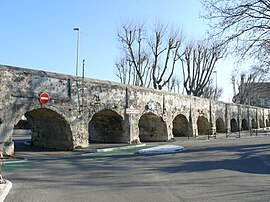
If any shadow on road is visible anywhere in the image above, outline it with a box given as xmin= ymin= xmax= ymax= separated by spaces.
xmin=154 ymin=142 xmax=270 ymax=174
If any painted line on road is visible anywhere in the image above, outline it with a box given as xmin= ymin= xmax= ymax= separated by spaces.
xmin=4 ymin=160 xmax=29 ymax=164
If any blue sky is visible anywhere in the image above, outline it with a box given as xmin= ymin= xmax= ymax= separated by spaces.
xmin=1 ymin=0 xmax=234 ymax=101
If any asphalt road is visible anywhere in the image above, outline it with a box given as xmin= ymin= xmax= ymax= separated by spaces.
xmin=4 ymin=133 xmax=270 ymax=202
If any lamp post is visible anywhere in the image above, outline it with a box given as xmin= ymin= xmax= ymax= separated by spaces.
xmin=73 ymin=27 xmax=80 ymax=76
xmin=73 ymin=27 xmax=81 ymax=112
xmin=213 ymin=70 xmax=217 ymax=100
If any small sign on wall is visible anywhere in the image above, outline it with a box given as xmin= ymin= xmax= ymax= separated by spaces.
xmin=39 ymin=92 xmax=50 ymax=104
xmin=162 ymin=114 xmax=167 ymax=121
xmin=126 ymin=105 xmax=140 ymax=115
xmin=126 ymin=108 xmax=140 ymax=114
xmin=147 ymin=102 xmax=155 ymax=110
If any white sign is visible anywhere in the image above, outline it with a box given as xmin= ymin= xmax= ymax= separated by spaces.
xmin=147 ymin=103 xmax=155 ymax=110
xmin=126 ymin=108 xmax=140 ymax=114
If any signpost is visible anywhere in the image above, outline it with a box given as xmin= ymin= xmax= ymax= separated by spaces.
xmin=126 ymin=108 xmax=140 ymax=115
xmin=39 ymin=92 xmax=50 ymax=105
xmin=126 ymin=107 xmax=140 ymax=142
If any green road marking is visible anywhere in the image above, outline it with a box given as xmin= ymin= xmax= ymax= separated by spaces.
xmin=2 ymin=160 xmax=31 ymax=172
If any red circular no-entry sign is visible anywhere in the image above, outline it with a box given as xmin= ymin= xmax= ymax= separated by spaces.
xmin=39 ymin=92 xmax=50 ymax=104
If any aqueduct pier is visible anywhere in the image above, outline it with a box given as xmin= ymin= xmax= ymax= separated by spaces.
xmin=1 ymin=65 xmax=269 ymax=155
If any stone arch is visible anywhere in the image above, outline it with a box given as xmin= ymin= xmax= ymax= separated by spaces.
xmin=197 ymin=116 xmax=211 ymax=135
xmin=13 ymin=105 xmax=69 ymax=131
xmin=25 ymin=108 xmax=73 ymax=150
xmin=172 ymin=114 xmax=189 ymax=137
xmin=241 ymin=119 xmax=249 ymax=130
xmin=89 ymin=109 xmax=124 ymax=143
xmin=216 ymin=117 xmax=226 ymax=133
xmin=251 ymin=119 xmax=257 ymax=129
xmin=259 ymin=119 xmax=265 ymax=128
xmin=14 ymin=115 xmax=31 ymax=130
xmin=230 ymin=118 xmax=238 ymax=132
xmin=139 ymin=112 xmax=167 ymax=142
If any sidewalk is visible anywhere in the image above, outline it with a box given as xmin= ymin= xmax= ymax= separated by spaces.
xmin=0 ymin=180 xmax=12 ymax=202
xmin=74 ymin=143 xmax=147 ymax=153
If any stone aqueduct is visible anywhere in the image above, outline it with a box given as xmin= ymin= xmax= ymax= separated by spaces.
xmin=1 ymin=65 xmax=270 ymax=155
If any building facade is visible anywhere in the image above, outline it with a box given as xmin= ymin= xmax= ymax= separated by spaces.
xmin=234 ymin=82 xmax=270 ymax=108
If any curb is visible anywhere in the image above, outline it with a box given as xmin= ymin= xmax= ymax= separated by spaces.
xmin=74 ymin=143 xmax=147 ymax=153
xmin=0 ymin=180 xmax=12 ymax=202
xmin=136 ymin=145 xmax=185 ymax=155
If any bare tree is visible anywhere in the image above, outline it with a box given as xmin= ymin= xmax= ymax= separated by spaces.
xmin=202 ymin=0 xmax=270 ymax=65
xmin=149 ymin=23 xmax=184 ymax=90
xmin=201 ymin=79 xmax=223 ymax=100
xmin=166 ymin=75 xmax=181 ymax=93
xmin=116 ymin=21 xmax=184 ymax=90
xmin=115 ymin=57 xmax=132 ymax=84
xmin=249 ymin=64 xmax=270 ymax=82
xmin=231 ymin=70 xmax=258 ymax=104
xmin=181 ymin=41 xmax=223 ymax=97
xmin=116 ymin=22 xmax=151 ymax=87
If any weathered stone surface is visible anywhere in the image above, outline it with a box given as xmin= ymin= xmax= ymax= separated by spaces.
xmin=0 ymin=65 xmax=269 ymax=155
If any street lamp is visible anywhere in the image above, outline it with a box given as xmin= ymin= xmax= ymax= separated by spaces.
xmin=213 ymin=70 xmax=217 ymax=100
xmin=73 ymin=27 xmax=80 ymax=76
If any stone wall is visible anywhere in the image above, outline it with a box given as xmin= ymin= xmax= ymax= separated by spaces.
xmin=0 ymin=65 xmax=270 ymax=155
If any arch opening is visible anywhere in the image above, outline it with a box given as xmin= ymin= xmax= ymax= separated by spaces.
xmin=259 ymin=119 xmax=265 ymax=128
xmin=139 ymin=112 xmax=167 ymax=142
xmin=252 ymin=119 xmax=257 ymax=129
xmin=173 ymin=114 xmax=189 ymax=137
xmin=89 ymin=109 xmax=124 ymax=143
xmin=197 ymin=116 xmax=211 ymax=135
xmin=266 ymin=119 xmax=270 ymax=127
xmin=21 ymin=108 xmax=73 ymax=150
xmin=230 ymin=118 xmax=239 ymax=132
xmin=216 ymin=117 xmax=226 ymax=133
xmin=241 ymin=119 xmax=249 ymax=130
xmin=14 ymin=115 xmax=31 ymax=130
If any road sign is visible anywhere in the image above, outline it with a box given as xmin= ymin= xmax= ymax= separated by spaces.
xmin=162 ymin=114 xmax=167 ymax=121
xmin=126 ymin=108 xmax=140 ymax=114
xmin=39 ymin=92 xmax=50 ymax=104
